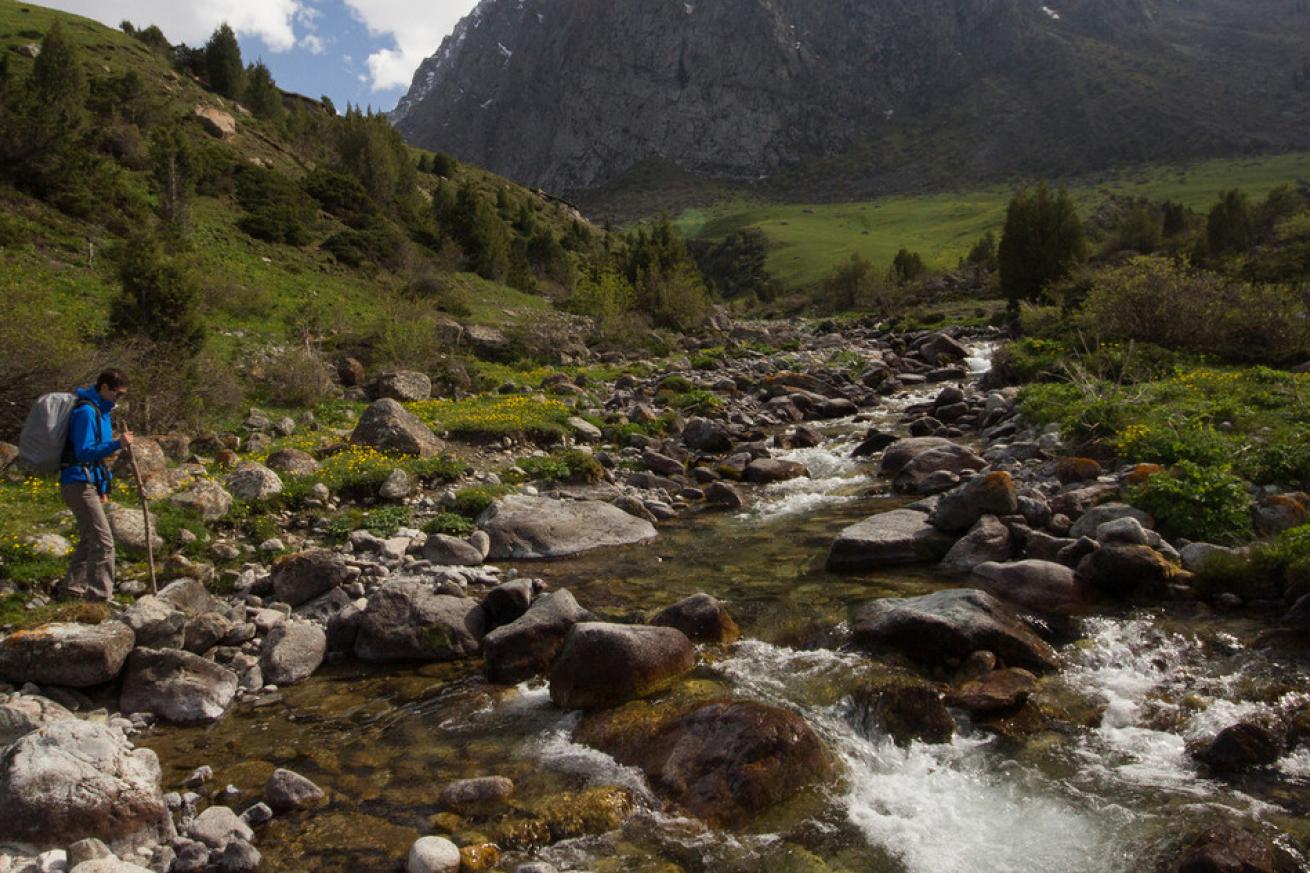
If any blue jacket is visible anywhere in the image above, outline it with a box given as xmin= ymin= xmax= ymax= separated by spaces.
xmin=59 ymin=386 xmax=122 ymax=495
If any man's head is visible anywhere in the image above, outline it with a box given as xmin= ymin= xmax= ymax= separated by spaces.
xmin=94 ymin=368 xmax=128 ymax=403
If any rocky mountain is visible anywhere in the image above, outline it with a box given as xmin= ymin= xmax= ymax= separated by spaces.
xmin=393 ymin=0 xmax=1310 ymax=212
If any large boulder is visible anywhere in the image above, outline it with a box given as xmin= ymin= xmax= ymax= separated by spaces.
xmin=0 ymin=720 xmax=172 ymax=852
xmin=971 ymin=560 xmax=1084 ymax=612
xmin=1175 ymin=823 xmax=1277 ymax=873
xmin=168 ymin=479 xmax=233 ymax=521
xmin=930 ymin=472 xmax=1019 ymax=532
xmin=106 ymin=505 xmax=164 ymax=553
xmin=119 ymin=648 xmax=238 ymax=725
xmin=1068 ymin=502 xmax=1151 ymax=540
xmin=0 ymin=693 xmax=75 ymax=747
xmin=260 ymin=621 xmax=326 ymax=686
xmin=893 ymin=444 xmax=988 ymax=494
xmin=877 ymin=437 xmax=957 ymax=478
xmin=846 ymin=672 xmax=954 ymax=746
xmin=265 ymin=447 xmax=320 ymax=477
xmin=917 ymin=332 xmax=969 ymax=366
xmin=354 ymin=580 xmax=486 ymax=663
xmin=1188 ymin=718 xmax=1285 ymax=773
xmin=370 ymin=370 xmax=432 ymax=402
xmin=480 ymin=495 xmax=658 ymax=560
xmin=744 ymin=458 xmax=810 ymax=484
xmin=1075 ymin=544 xmax=1180 ymax=599
xmin=422 ymin=533 xmax=484 ymax=566
xmin=850 ymin=588 xmax=1059 ymax=672
xmin=548 ymin=622 xmax=694 ymax=711
xmin=350 ymin=398 xmax=444 ymax=457
xmin=272 ymin=549 xmax=353 ymax=607
xmin=109 ymin=438 xmax=169 ymax=499
xmin=121 ymin=596 xmax=186 ymax=649
xmin=0 ymin=621 xmax=135 ymax=687
xmin=826 ymin=509 xmax=955 ymax=571
xmin=574 ymin=699 xmax=829 ymax=827
xmin=682 ymin=417 xmax=733 ymax=453
xmin=225 ymin=462 xmax=284 ymax=502
xmin=939 ymin=515 xmax=1012 ymax=573
xmin=193 ymin=105 xmax=236 ymax=138
xmin=483 ymin=589 xmax=588 ymax=685
xmin=650 ymin=593 xmax=740 ymax=644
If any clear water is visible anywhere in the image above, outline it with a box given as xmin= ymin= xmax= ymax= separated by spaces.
xmin=142 ymin=345 xmax=1310 ymax=872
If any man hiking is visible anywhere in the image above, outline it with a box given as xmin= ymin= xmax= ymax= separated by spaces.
xmin=57 ymin=368 xmax=133 ymax=601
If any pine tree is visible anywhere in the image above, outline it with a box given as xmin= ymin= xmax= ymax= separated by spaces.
xmin=110 ymin=233 xmax=205 ymax=352
xmin=892 ymin=248 xmax=926 ymax=284
xmin=29 ymin=21 xmax=87 ymax=132
xmin=149 ymin=125 xmax=197 ymax=231
xmin=243 ymin=60 xmax=283 ymax=121
xmin=1206 ymin=189 xmax=1252 ymax=257
xmin=1162 ymin=201 xmax=1189 ymax=238
xmin=204 ymin=23 xmax=244 ymax=99
xmin=998 ymin=183 xmax=1086 ymax=311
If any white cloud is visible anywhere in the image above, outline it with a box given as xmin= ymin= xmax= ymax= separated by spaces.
xmin=299 ymin=33 xmax=327 ymax=54
xmin=43 ymin=0 xmax=304 ymax=51
xmin=342 ymin=0 xmax=480 ymax=91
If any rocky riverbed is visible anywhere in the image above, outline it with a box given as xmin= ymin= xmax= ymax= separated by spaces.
xmin=1 ymin=322 xmax=1308 ymax=873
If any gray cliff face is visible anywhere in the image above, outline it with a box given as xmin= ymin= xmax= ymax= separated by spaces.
xmin=392 ymin=0 xmax=1310 ymax=199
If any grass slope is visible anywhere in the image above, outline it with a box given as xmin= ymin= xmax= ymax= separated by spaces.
xmin=675 ymin=152 xmax=1310 ymax=288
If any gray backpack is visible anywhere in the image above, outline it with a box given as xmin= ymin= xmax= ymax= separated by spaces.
xmin=17 ymin=392 xmax=87 ymax=475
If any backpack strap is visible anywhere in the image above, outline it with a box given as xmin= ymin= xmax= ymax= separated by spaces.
xmin=61 ymin=400 xmax=106 ymax=490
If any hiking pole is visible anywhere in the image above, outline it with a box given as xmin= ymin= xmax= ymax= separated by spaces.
xmin=125 ymin=443 xmax=157 ymax=595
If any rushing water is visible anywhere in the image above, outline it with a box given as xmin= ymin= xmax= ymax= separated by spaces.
xmin=143 ymin=345 xmax=1310 ymax=872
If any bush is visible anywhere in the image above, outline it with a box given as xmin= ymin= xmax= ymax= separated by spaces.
xmin=1125 ymin=461 xmax=1252 ymax=544
xmin=450 ymin=485 xmax=513 ymax=519
xmin=518 ymin=449 xmax=604 ymax=484
xmin=235 ymin=167 xmax=315 ymax=246
xmin=302 ymin=166 xmax=374 ymax=226
xmin=405 ymin=273 xmax=471 ymax=317
xmin=422 ymin=512 xmax=474 ymax=537
xmin=321 ymin=221 xmax=404 ymax=269
xmin=998 ymin=183 xmax=1086 ymax=310
xmin=262 ymin=348 xmax=335 ymax=407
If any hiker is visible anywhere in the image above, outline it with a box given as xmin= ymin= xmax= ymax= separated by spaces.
xmin=56 ymin=368 xmax=133 ymax=601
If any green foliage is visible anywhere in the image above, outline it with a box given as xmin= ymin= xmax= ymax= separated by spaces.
xmin=149 ymin=124 xmax=196 ymax=231
xmin=29 ymin=21 xmax=87 ymax=132
xmin=204 ymin=23 xmax=244 ymax=99
xmin=518 ymin=449 xmax=604 ymax=484
xmin=565 ymin=264 xmax=636 ymax=322
xmin=335 ymin=106 xmax=417 ymax=211
xmin=243 ymin=60 xmax=283 ymax=121
xmin=625 ymin=219 xmax=712 ymax=330
xmin=1206 ymin=189 xmax=1252 ymax=257
xmin=688 ymin=227 xmax=780 ymax=301
xmin=302 ymin=165 xmax=374 ymax=226
xmin=891 ymin=248 xmax=926 ymax=284
xmin=109 ymin=232 xmax=205 ymax=352
xmin=1126 ymin=461 xmax=1252 ymax=544
xmin=965 ymin=231 xmax=998 ymax=270
xmin=321 ymin=220 xmax=404 ymax=269
xmin=817 ymin=253 xmax=905 ymax=315
xmin=450 ymin=485 xmax=513 ymax=519
xmin=422 ymin=512 xmax=474 ymax=537
xmin=235 ymin=166 xmax=315 ymax=245
xmin=442 ymin=183 xmax=511 ymax=281
xmin=0 ymin=540 xmax=67 ymax=587
xmin=1112 ymin=206 xmax=1162 ymax=254
xmin=998 ymin=183 xmax=1087 ymax=310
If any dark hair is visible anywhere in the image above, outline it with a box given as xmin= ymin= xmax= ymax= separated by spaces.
xmin=95 ymin=368 xmax=129 ymax=391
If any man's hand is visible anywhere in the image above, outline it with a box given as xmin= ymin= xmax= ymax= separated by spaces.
xmin=100 ymin=493 xmax=109 ymax=505
xmin=120 ymin=429 xmax=134 ymax=449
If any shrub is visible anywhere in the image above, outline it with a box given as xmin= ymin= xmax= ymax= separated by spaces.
xmin=450 ymin=485 xmax=513 ymax=519
xmin=321 ymin=220 xmax=404 ymax=269
xmin=262 ymin=348 xmax=335 ymax=407
xmin=235 ymin=167 xmax=315 ymax=246
xmin=518 ymin=449 xmax=604 ymax=484
xmin=998 ymin=183 xmax=1086 ymax=310
xmin=405 ymin=272 xmax=471 ymax=317
xmin=422 ymin=512 xmax=474 ymax=537
xmin=302 ymin=166 xmax=374 ymax=226
xmin=1125 ymin=460 xmax=1252 ymax=544
xmin=109 ymin=233 xmax=205 ymax=353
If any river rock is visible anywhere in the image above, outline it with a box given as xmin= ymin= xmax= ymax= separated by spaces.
xmin=272 ymin=549 xmax=353 ymax=607
xmin=1189 ymin=719 xmax=1285 ymax=772
xmin=574 ymin=699 xmax=828 ymax=827
xmin=917 ymin=332 xmax=969 ymax=365
xmin=946 ymin=667 xmax=1038 ymax=714
xmin=219 ymin=840 xmax=262 ymax=873
xmin=119 ymin=648 xmax=238 ymax=725
xmin=186 ymin=805 xmax=253 ymax=849
xmin=971 ymin=560 xmax=1084 ymax=612
xmin=423 ymin=533 xmax=484 ymax=566
xmin=682 ymin=417 xmax=733 ymax=453
xmin=877 ymin=437 xmax=956 ymax=477
xmin=68 ymin=862 xmax=155 ymax=873
xmin=169 ymin=479 xmax=233 ymax=521
xmin=260 ymin=621 xmax=326 ymax=685
xmin=847 ymin=672 xmax=954 ymax=745
xmin=438 ymin=776 xmax=514 ymax=814
xmin=482 ymin=578 xmax=546 ymax=627
xmin=264 ymin=768 xmax=325 ymax=812
xmin=351 ymin=398 xmax=444 ymax=456
xmin=354 ymin=580 xmax=485 ymax=663
xmin=225 ymin=462 xmax=283 ymax=502
xmin=479 ymin=495 xmax=657 ymax=559
xmin=106 ymin=505 xmax=164 ymax=553
xmin=265 ymin=448 xmax=320 ymax=477
xmin=1180 ymin=542 xmax=1243 ymax=573
xmin=930 ymin=471 xmax=1019 ymax=532
xmin=378 ymin=467 xmax=413 ymax=500
xmin=939 ymin=515 xmax=1011 ymax=573
xmin=1095 ymin=515 xmax=1151 ymax=546
xmin=548 ymin=623 xmax=694 ymax=710
xmin=182 ymin=611 xmax=234 ymax=654
xmin=826 ymin=509 xmax=956 ymax=570
xmin=158 ymin=578 xmax=221 ymax=614
xmin=0 ymin=621 xmax=135 ymax=687
xmin=370 ymin=370 xmax=432 ymax=402
xmin=121 ymin=595 xmax=186 ymax=649
xmin=1068 ymin=502 xmax=1151 ymax=540
xmin=0 ymin=693 xmax=75 ymax=746
xmin=893 ymin=444 xmax=988 ymax=494
xmin=1076 ymin=544 xmax=1180 ymax=599
xmin=0 ymin=720 xmax=172 ymax=851
xmin=406 ymin=836 xmax=461 ymax=873
xmin=704 ymin=480 xmax=745 ymax=509
xmin=1175 ymin=823 xmax=1277 ymax=873
xmin=483 ymin=589 xmax=588 ymax=684
xmin=743 ymin=458 xmax=810 ymax=483
xmin=850 ymin=589 xmax=1059 ymax=672
xmin=650 ymin=593 xmax=740 ymax=644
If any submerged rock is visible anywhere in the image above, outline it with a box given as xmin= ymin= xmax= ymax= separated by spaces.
xmin=850 ymin=588 xmax=1058 ymax=672
xmin=1175 ymin=823 xmax=1277 ymax=873
xmin=548 ymin=622 xmax=693 ymax=710
xmin=407 ymin=836 xmax=461 ymax=873
xmin=846 ymin=672 xmax=954 ymax=746
xmin=1189 ymin=719 xmax=1285 ymax=773
xmin=479 ymin=495 xmax=657 ymax=560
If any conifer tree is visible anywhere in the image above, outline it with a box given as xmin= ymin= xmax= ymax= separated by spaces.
xmin=1206 ymin=189 xmax=1252 ymax=257
xmin=149 ymin=125 xmax=197 ymax=232
xmin=110 ymin=233 xmax=205 ymax=352
xmin=243 ymin=60 xmax=283 ymax=120
xmin=205 ymin=23 xmax=244 ymax=99
xmin=29 ymin=21 xmax=87 ymax=133
xmin=998 ymin=183 xmax=1086 ymax=311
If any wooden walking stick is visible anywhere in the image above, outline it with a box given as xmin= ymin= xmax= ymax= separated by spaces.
xmin=125 ymin=442 xmax=157 ymax=595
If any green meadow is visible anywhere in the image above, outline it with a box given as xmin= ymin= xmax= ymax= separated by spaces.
xmin=675 ymin=151 xmax=1310 ymax=287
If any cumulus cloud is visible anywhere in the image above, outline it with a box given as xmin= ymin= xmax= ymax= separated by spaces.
xmin=343 ymin=0 xmax=479 ymax=91
xmin=45 ymin=0 xmax=303 ymax=51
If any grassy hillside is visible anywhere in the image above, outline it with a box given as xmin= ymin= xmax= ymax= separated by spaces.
xmin=675 ymin=151 xmax=1310 ymax=288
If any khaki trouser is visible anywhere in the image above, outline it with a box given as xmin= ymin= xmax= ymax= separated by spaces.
xmin=58 ymin=482 xmax=115 ymax=601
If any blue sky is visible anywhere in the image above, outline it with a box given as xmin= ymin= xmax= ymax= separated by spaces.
xmin=41 ymin=0 xmax=479 ymax=112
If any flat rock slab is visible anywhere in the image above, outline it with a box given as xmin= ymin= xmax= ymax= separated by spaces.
xmin=480 ymin=495 xmax=658 ymax=560
xmin=971 ymin=559 xmax=1084 ymax=613
xmin=826 ymin=509 xmax=955 ymax=571
xmin=850 ymin=588 xmax=1058 ymax=672
xmin=119 ymin=648 xmax=238 ymax=725
xmin=0 ymin=621 xmax=135 ymax=688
